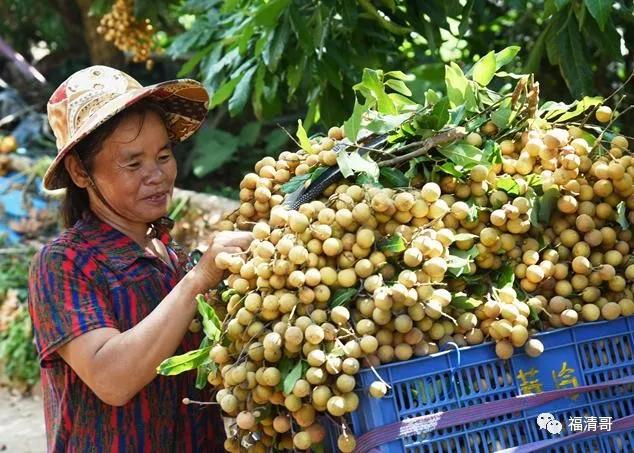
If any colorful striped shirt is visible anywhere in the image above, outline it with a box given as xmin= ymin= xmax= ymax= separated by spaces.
xmin=28 ymin=212 xmax=223 ymax=452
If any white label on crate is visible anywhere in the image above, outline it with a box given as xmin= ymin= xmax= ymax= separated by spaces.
xmin=536 ymin=412 xmax=613 ymax=434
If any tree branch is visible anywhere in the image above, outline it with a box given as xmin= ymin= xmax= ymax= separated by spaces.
xmin=378 ymin=128 xmax=466 ymax=167
xmin=358 ymin=0 xmax=412 ymax=35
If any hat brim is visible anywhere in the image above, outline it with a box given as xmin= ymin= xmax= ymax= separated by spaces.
xmin=43 ymin=79 xmax=209 ymax=190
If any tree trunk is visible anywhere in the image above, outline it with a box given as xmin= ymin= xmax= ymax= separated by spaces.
xmin=73 ymin=0 xmax=125 ymax=67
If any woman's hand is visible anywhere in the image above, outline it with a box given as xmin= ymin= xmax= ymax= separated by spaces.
xmin=193 ymin=230 xmax=254 ymax=289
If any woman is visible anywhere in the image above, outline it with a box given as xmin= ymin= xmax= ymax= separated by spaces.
xmin=28 ymin=66 xmax=252 ymax=452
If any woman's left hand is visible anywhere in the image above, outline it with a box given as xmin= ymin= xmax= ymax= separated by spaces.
xmin=193 ymin=230 xmax=254 ymax=288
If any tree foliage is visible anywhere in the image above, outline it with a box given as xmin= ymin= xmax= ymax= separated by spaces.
xmin=170 ymin=0 xmax=633 ymax=130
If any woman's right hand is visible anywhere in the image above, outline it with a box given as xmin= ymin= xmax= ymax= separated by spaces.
xmin=193 ymin=230 xmax=254 ymax=288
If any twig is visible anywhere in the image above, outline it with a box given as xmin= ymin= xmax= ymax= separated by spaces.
xmin=580 ymin=70 xmax=634 ymax=129
xmin=277 ymin=124 xmax=302 ymax=149
xmin=590 ymin=103 xmax=633 ymax=154
xmin=357 ymin=0 xmax=412 ymax=35
xmin=378 ymin=128 xmax=466 ymax=168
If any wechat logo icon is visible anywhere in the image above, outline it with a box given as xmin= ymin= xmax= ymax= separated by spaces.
xmin=537 ymin=412 xmax=563 ymax=435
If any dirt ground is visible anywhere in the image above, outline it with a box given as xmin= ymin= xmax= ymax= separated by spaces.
xmin=0 ymin=388 xmax=46 ymax=453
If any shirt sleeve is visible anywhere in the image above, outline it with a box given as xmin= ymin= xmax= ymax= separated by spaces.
xmin=28 ymin=244 xmax=120 ymax=367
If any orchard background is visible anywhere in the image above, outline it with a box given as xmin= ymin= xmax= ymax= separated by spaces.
xmin=1 ymin=0 xmax=632 ymax=198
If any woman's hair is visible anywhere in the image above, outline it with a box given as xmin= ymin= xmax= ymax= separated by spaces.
xmin=60 ymin=100 xmax=169 ymax=228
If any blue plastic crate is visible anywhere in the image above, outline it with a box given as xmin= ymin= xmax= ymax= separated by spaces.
xmin=340 ymin=316 xmax=634 ymax=453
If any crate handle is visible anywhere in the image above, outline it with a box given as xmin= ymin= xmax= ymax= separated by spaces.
xmin=355 ymin=374 xmax=634 ymax=453
xmin=492 ymin=414 xmax=634 ymax=453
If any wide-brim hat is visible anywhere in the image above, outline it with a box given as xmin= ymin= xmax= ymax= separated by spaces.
xmin=44 ymin=65 xmax=209 ymax=190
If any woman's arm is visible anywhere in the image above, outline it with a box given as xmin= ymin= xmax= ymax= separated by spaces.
xmin=57 ymin=231 xmax=252 ymax=406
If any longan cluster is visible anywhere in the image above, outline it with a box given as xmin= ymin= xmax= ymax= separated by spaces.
xmin=96 ymin=0 xmax=157 ymax=69
xmin=214 ymin=179 xmax=472 ymax=452
xmin=227 ymin=127 xmax=344 ymax=229
xmin=202 ymin=116 xmax=633 ymax=452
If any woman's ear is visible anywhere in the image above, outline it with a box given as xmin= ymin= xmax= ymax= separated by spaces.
xmin=64 ymin=154 xmax=91 ymax=188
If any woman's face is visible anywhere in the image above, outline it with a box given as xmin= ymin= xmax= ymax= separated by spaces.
xmin=89 ymin=110 xmax=177 ymax=224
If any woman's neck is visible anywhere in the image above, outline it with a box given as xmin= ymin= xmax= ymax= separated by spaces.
xmin=90 ymin=204 xmax=150 ymax=247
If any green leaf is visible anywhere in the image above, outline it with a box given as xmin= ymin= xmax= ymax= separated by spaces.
xmin=446 ymin=245 xmax=479 ymax=277
xmin=265 ymin=129 xmax=290 ymax=153
xmin=617 ymin=201 xmax=629 ymax=230
xmin=277 ymin=356 xmax=294 ymax=391
xmin=449 ymin=104 xmax=467 ymax=126
xmin=210 ymin=75 xmax=242 ymax=109
xmin=472 ymin=51 xmax=496 ymax=86
xmin=337 ymin=152 xmax=380 ymax=179
xmin=554 ymin=96 xmax=603 ymax=123
xmin=496 ymin=176 xmax=521 ymax=196
xmin=491 ymin=108 xmax=513 ymax=129
xmin=254 ymin=0 xmax=291 ymax=27
xmin=451 ymin=295 xmax=483 ymax=310
xmin=379 ymin=167 xmax=409 ymax=188
xmin=559 ymin=18 xmax=594 ymax=97
xmin=197 ymin=295 xmax=222 ymax=342
xmin=344 ymin=98 xmax=369 ymax=143
xmin=377 ymin=234 xmax=407 ymax=253
xmin=157 ymin=346 xmax=212 ymax=376
xmin=367 ymin=113 xmax=411 ymax=134
xmin=438 ymin=142 xmax=488 ymax=169
xmin=531 ymin=188 xmax=561 ymax=227
xmin=465 ymin=199 xmax=480 ymax=222
xmin=385 ymin=79 xmax=412 ymax=96
xmin=237 ymin=122 xmax=262 ymax=147
xmin=191 ymin=128 xmax=240 ymax=178
xmin=296 ymin=119 xmax=313 ymax=154
xmin=281 ymin=166 xmax=328 ymax=194
xmin=281 ymin=173 xmax=310 ymax=194
xmin=445 ymin=62 xmax=469 ymax=108
xmin=494 ymin=46 xmax=521 ymax=70
xmin=329 ymin=288 xmax=359 ymax=308
xmin=438 ymin=162 xmax=466 ymax=179
xmin=493 ymin=264 xmax=515 ymax=288
xmin=178 ymin=44 xmax=214 ymax=77
xmin=309 ymin=166 xmax=329 ymax=182
xmin=584 ymin=0 xmax=611 ymax=31
xmin=425 ymin=89 xmax=441 ymax=105
xmin=289 ymin=6 xmax=313 ymax=51
xmin=356 ymin=172 xmax=382 ymax=187
xmin=555 ymin=0 xmax=572 ymax=9
xmin=195 ymin=360 xmax=215 ymax=390
xmin=385 ymin=70 xmax=415 ymax=81
xmin=228 ymin=65 xmax=257 ymax=116
xmin=431 ymin=98 xmax=450 ymax=129
xmin=355 ymin=68 xmax=396 ymax=114
xmin=262 ymin=21 xmax=290 ymax=71
xmin=195 ymin=336 xmax=213 ymax=389
xmin=539 ymin=188 xmax=561 ymax=225
xmin=283 ymin=360 xmax=305 ymax=395
xmin=526 ymin=174 xmax=543 ymax=189
xmin=483 ymin=140 xmax=503 ymax=164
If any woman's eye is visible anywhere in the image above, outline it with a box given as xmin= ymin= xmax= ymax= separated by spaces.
xmin=127 ymin=162 xmax=141 ymax=170
xmin=159 ymin=153 xmax=172 ymax=162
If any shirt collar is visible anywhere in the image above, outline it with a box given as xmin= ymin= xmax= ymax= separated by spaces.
xmin=75 ymin=211 xmax=172 ymax=271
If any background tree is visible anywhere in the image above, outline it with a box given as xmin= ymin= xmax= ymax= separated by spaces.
xmin=0 ymin=0 xmax=631 ymax=196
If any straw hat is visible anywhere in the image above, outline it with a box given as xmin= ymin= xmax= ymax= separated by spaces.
xmin=44 ymin=65 xmax=209 ymax=190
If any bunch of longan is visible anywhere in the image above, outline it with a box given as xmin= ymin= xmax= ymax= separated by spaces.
xmin=199 ymin=111 xmax=633 ymax=452
xmin=96 ymin=0 xmax=157 ymax=69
